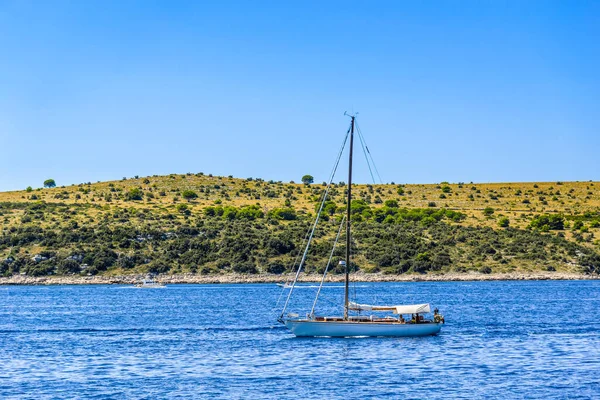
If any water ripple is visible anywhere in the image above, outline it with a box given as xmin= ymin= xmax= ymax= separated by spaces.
xmin=1 ymin=281 xmax=599 ymax=398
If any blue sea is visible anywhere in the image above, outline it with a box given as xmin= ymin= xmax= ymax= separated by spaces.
xmin=1 ymin=281 xmax=599 ymax=399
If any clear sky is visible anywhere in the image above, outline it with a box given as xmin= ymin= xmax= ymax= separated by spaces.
xmin=1 ymin=1 xmax=598 ymax=191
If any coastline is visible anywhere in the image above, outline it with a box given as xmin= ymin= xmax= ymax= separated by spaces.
xmin=0 ymin=271 xmax=598 ymax=285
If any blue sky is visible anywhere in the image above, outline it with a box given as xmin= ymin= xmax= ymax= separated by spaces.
xmin=1 ymin=1 xmax=598 ymax=191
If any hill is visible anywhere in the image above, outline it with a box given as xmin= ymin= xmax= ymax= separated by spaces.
xmin=1 ymin=173 xmax=599 ymax=279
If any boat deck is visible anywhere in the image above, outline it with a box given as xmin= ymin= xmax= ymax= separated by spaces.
xmin=313 ymin=316 xmax=433 ymax=324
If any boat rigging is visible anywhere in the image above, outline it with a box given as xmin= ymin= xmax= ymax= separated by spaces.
xmin=278 ymin=113 xmax=445 ymax=337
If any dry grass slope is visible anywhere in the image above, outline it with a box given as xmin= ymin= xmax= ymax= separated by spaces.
xmin=3 ymin=174 xmax=600 ymax=230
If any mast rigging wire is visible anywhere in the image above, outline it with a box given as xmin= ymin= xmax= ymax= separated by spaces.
xmin=355 ymin=122 xmax=383 ymax=184
xmin=357 ymin=128 xmax=377 ymax=184
xmin=309 ymin=214 xmax=346 ymax=317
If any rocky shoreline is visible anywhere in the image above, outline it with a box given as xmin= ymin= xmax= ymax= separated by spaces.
xmin=0 ymin=271 xmax=598 ymax=285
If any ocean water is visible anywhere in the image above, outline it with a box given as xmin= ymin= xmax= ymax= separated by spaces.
xmin=1 ymin=281 xmax=599 ymax=399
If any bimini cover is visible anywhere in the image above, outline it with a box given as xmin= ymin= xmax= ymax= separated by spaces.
xmin=348 ymin=302 xmax=431 ymax=314
xmin=394 ymin=304 xmax=431 ymax=314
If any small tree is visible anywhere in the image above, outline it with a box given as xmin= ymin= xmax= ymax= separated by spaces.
xmin=126 ymin=187 xmax=144 ymax=201
xmin=57 ymin=259 xmax=81 ymax=275
xmin=530 ymin=214 xmax=564 ymax=230
xmin=26 ymin=186 xmax=33 ymax=192
xmin=266 ymin=261 xmax=286 ymax=274
xmin=43 ymin=179 xmax=56 ymax=188
xmin=182 ymin=190 xmax=198 ymax=202
xmin=384 ymin=199 xmax=398 ymax=208
xmin=268 ymin=207 xmax=297 ymax=220
xmin=498 ymin=217 xmax=510 ymax=228
xmin=301 ymin=175 xmax=314 ymax=185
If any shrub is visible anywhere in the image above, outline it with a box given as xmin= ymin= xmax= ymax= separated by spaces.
xmin=350 ymin=200 xmax=370 ymax=215
xmin=126 ymin=188 xmax=144 ymax=201
xmin=204 ymin=206 xmax=223 ymax=217
xmin=176 ymin=204 xmax=191 ymax=215
xmin=222 ymin=206 xmax=238 ymax=220
xmin=237 ymin=205 xmax=264 ymax=220
xmin=266 ymin=261 xmax=287 ymax=274
xmin=530 ymin=214 xmax=564 ymax=230
xmin=268 ymin=208 xmax=297 ymax=220
xmin=232 ymin=262 xmax=257 ymax=274
xmin=91 ymin=249 xmax=118 ymax=271
xmin=483 ymin=207 xmax=494 ymax=217
xmin=384 ymin=199 xmax=398 ymax=208
xmin=57 ymin=259 xmax=81 ymax=275
xmin=182 ymin=190 xmax=198 ymax=201
xmin=498 ymin=217 xmax=510 ymax=228
xmin=321 ymin=201 xmax=337 ymax=215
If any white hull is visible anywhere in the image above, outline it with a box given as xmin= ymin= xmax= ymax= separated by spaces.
xmin=284 ymin=319 xmax=443 ymax=337
xmin=135 ymin=283 xmax=166 ymax=288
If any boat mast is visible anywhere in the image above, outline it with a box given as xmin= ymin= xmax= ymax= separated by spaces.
xmin=344 ymin=115 xmax=355 ymax=320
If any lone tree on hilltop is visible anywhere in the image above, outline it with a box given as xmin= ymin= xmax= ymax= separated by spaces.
xmin=301 ymin=175 xmax=314 ymax=185
xmin=43 ymin=179 xmax=56 ymax=188
xmin=182 ymin=190 xmax=198 ymax=202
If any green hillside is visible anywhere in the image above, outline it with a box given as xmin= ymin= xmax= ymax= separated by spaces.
xmin=1 ymin=174 xmax=599 ymax=277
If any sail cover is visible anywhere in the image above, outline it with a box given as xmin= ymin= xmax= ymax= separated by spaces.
xmin=394 ymin=304 xmax=431 ymax=314
xmin=349 ymin=302 xmax=431 ymax=314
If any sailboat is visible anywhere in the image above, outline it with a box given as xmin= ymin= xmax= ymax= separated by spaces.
xmin=278 ymin=114 xmax=444 ymax=337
